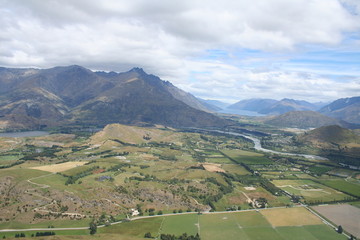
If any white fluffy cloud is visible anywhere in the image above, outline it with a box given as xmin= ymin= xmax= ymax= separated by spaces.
xmin=0 ymin=0 xmax=359 ymax=102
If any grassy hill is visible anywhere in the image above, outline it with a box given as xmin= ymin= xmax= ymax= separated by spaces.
xmin=298 ymin=125 xmax=360 ymax=145
xmin=90 ymin=124 xmax=183 ymax=145
xmin=296 ymin=125 xmax=360 ymax=165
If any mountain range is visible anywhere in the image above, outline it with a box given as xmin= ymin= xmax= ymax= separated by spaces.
xmin=0 ymin=66 xmax=228 ymax=130
xmin=0 ymin=65 xmax=358 ymax=131
xmin=219 ymin=97 xmax=359 ymax=125
xmin=319 ymin=96 xmax=360 ymax=124
xmin=227 ymin=98 xmax=321 ymax=115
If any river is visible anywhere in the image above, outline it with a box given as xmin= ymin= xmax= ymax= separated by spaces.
xmin=206 ymin=129 xmax=328 ymax=161
xmin=0 ymin=131 xmax=50 ymax=138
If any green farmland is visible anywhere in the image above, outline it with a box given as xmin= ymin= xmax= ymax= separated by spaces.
xmin=272 ymin=179 xmax=354 ymax=203
xmin=98 ymin=207 xmax=346 ymax=240
xmin=222 ymin=149 xmax=273 ymax=165
xmin=319 ymin=179 xmax=360 ymax=198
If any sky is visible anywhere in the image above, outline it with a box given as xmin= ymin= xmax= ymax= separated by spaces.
xmin=1 ymin=0 xmax=360 ymax=103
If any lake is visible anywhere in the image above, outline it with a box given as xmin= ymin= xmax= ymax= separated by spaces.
xmin=0 ymin=131 xmax=50 ymax=138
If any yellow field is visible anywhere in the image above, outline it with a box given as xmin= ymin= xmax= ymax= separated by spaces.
xmin=30 ymin=161 xmax=88 ymax=173
xmin=260 ymin=207 xmax=322 ymax=227
xmin=202 ymin=163 xmax=225 ymax=173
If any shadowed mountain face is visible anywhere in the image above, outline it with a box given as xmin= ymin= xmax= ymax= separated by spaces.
xmin=319 ymin=96 xmax=360 ymax=124
xmin=0 ymin=66 xmax=228 ymax=130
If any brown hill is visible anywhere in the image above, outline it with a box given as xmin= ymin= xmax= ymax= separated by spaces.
xmin=298 ymin=125 xmax=360 ymax=145
xmin=265 ymin=111 xmax=357 ymax=129
xmin=90 ymin=123 xmax=183 ymax=145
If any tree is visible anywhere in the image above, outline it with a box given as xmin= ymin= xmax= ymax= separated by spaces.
xmin=337 ymin=225 xmax=343 ymax=234
xmin=144 ymin=232 xmax=152 ymax=238
xmin=89 ymin=221 xmax=97 ymax=235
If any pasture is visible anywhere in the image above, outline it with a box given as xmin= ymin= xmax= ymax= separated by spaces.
xmin=98 ymin=207 xmax=347 ymax=240
xmin=272 ymin=179 xmax=352 ymax=203
xmin=261 ymin=207 xmax=322 ymax=227
xmin=0 ymin=207 xmax=348 ymax=240
xmin=318 ymin=179 xmax=360 ymax=197
xmin=222 ymin=149 xmax=273 ymax=165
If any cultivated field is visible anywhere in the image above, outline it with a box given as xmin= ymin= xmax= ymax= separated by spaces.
xmin=272 ymin=179 xmax=352 ymax=203
xmin=202 ymin=163 xmax=225 ymax=173
xmin=312 ymin=204 xmax=360 ymax=238
xmin=98 ymin=208 xmax=347 ymax=240
xmin=318 ymin=179 xmax=360 ymax=197
xmin=30 ymin=161 xmax=88 ymax=173
xmin=261 ymin=207 xmax=322 ymax=227
xmin=222 ymin=149 xmax=273 ymax=165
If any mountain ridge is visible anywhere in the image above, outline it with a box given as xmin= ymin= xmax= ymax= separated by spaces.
xmin=0 ymin=66 xmax=229 ymax=130
xmin=319 ymin=96 xmax=360 ymax=124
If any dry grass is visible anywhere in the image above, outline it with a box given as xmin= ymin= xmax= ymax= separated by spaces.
xmin=202 ymin=163 xmax=225 ymax=173
xmin=30 ymin=161 xmax=88 ymax=173
xmin=260 ymin=207 xmax=322 ymax=227
xmin=90 ymin=123 xmax=183 ymax=145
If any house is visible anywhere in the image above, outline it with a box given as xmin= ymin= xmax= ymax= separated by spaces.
xmin=130 ymin=208 xmax=139 ymax=216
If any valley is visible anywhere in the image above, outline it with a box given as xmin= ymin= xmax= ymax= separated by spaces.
xmin=0 ymin=122 xmax=359 ymax=239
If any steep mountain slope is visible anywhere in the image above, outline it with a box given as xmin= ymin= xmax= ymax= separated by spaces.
xmin=0 ymin=66 xmax=229 ymax=129
xmin=319 ymin=96 xmax=360 ymax=124
xmin=264 ymin=111 xmax=357 ymax=129
xmin=162 ymin=81 xmax=214 ymax=112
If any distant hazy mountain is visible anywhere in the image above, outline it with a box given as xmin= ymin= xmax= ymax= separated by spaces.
xmin=226 ymin=98 xmax=318 ymax=115
xmin=197 ymin=98 xmax=229 ymax=111
xmin=319 ymin=96 xmax=360 ymax=124
xmin=258 ymin=98 xmax=317 ymax=115
xmin=227 ymin=98 xmax=277 ymax=113
xmin=264 ymin=111 xmax=357 ymax=129
xmin=0 ymin=66 xmax=229 ymax=130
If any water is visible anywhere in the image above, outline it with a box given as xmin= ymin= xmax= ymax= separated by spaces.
xmin=0 ymin=131 xmax=50 ymax=138
xmin=206 ymin=129 xmax=328 ymax=161
xmin=219 ymin=108 xmax=265 ymax=116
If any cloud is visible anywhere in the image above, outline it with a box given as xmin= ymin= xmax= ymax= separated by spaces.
xmin=0 ymin=0 xmax=359 ymax=102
